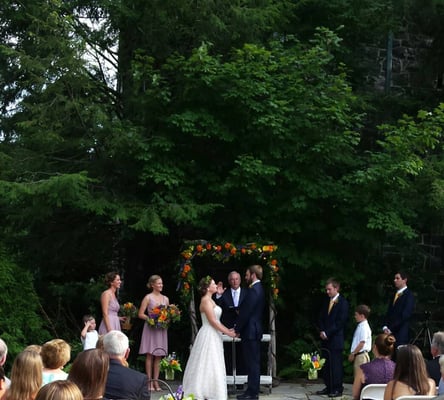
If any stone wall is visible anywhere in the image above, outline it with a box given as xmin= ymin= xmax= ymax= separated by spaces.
xmin=363 ymin=31 xmax=436 ymax=93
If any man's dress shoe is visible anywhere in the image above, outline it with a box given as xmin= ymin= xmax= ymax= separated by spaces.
xmin=328 ymin=391 xmax=343 ymax=398
xmin=316 ymin=388 xmax=329 ymax=395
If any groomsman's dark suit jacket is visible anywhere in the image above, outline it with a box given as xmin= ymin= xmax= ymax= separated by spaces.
xmin=235 ymin=281 xmax=265 ymax=397
xmin=105 ymin=359 xmax=150 ymax=400
xmin=383 ymin=288 xmax=415 ymax=346
xmin=318 ymin=294 xmax=349 ymax=393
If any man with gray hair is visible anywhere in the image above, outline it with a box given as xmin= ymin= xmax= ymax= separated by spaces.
xmin=103 ymin=330 xmax=150 ymax=400
xmin=0 ymin=339 xmax=10 ymax=388
xmin=426 ymin=331 xmax=444 ymax=385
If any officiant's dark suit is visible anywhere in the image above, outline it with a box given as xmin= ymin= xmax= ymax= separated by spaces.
xmin=215 ymin=271 xmax=247 ymax=374
xmin=235 ymin=265 xmax=265 ymax=400
xmin=317 ymin=278 xmax=349 ymax=398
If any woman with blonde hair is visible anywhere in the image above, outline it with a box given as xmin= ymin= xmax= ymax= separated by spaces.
xmin=41 ymin=339 xmax=71 ymax=385
xmin=68 ymin=348 xmax=109 ymax=400
xmin=5 ymin=349 xmax=42 ymax=400
xmin=138 ymin=274 xmax=169 ymax=391
xmin=383 ymin=344 xmax=436 ymax=400
xmin=35 ymin=381 xmax=82 ymax=400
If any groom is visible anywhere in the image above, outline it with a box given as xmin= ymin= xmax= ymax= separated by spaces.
xmin=235 ymin=265 xmax=265 ymax=400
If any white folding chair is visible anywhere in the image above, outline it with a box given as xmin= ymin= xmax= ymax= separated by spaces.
xmin=360 ymin=384 xmax=387 ymax=400
xmin=396 ymin=396 xmax=436 ymax=400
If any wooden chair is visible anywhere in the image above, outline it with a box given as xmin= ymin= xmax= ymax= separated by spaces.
xmin=360 ymin=384 xmax=387 ymax=400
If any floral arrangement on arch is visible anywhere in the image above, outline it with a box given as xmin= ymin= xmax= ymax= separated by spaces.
xmin=300 ymin=352 xmax=325 ymax=373
xmin=177 ymin=240 xmax=280 ymax=302
xmin=120 ymin=302 xmax=138 ymax=318
xmin=146 ymin=304 xmax=181 ymax=329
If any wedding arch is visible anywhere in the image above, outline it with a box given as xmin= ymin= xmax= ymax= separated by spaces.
xmin=176 ymin=240 xmax=281 ymax=377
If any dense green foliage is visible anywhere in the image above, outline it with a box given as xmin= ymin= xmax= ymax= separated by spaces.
xmin=1 ymin=0 xmax=444 ymax=378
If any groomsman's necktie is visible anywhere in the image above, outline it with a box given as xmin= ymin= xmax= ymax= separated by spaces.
xmin=328 ymin=299 xmax=334 ymax=314
xmin=393 ymin=292 xmax=400 ymax=305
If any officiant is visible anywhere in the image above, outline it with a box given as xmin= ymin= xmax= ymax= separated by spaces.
xmin=215 ymin=270 xmax=247 ymax=375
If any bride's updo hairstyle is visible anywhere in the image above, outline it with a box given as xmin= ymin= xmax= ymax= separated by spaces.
xmin=198 ymin=276 xmax=212 ymax=296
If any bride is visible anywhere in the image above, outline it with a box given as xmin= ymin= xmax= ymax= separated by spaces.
xmin=182 ymin=276 xmax=237 ymax=400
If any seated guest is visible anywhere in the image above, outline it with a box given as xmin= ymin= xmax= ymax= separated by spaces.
xmin=0 ymin=366 xmax=7 ymax=399
xmin=35 ymin=380 xmax=83 ymax=400
xmin=383 ymin=344 xmax=436 ymax=400
xmin=68 ymin=348 xmax=109 ymax=400
xmin=41 ymin=339 xmax=71 ymax=385
xmin=426 ymin=331 xmax=444 ymax=386
xmin=0 ymin=339 xmax=10 ymax=388
xmin=352 ymin=333 xmax=396 ymax=400
xmin=102 ymin=330 xmax=150 ymax=400
xmin=5 ymin=349 xmax=43 ymax=400
xmin=438 ymin=355 xmax=444 ymax=395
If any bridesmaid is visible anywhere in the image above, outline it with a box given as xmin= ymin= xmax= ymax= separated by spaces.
xmin=138 ymin=275 xmax=169 ymax=391
xmin=98 ymin=271 xmax=124 ymax=334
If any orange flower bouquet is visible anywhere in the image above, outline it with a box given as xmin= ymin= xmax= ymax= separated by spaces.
xmin=147 ymin=304 xmax=181 ymax=329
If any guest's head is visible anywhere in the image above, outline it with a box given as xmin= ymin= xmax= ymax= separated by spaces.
xmin=103 ymin=330 xmax=129 ymax=360
xmin=41 ymin=339 xmax=71 ymax=369
xmin=0 ymin=339 xmax=7 ymax=366
xmin=392 ymin=344 xmax=431 ymax=394
xmin=24 ymin=344 xmax=42 ymax=354
xmin=35 ymin=380 xmax=83 ymax=400
xmin=198 ymin=276 xmax=213 ymax=296
xmin=228 ymin=271 xmax=241 ymax=290
xmin=431 ymin=331 xmax=444 ymax=357
xmin=104 ymin=271 xmax=120 ymax=288
xmin=7 ymin=349 xmax=43 ymax=400
xmin=373 ymin=333 xmax=396 ymax=357
xmin=68 ymin=348 xmax=109 ymax=400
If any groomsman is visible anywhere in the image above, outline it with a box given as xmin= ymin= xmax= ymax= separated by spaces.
xmin=317 ymin=277 xmax=349 ymax=398
xmin=216 ymin=271 xmax=247 ymax=374
xmin=235 ymin=265 xmax=265 ymax=400
xmin=382 ymin=271 xmax=415 ymax=347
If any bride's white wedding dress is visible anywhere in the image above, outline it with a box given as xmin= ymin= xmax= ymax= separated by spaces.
xmin=182 ymin=305 xmax=227 ymax=400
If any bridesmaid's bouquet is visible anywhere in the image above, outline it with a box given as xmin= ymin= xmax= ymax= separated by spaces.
xmin=146 ymin=304 xmax=181 ymax=329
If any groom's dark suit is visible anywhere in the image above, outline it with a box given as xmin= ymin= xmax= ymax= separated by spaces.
xmin=235 ymin=281 xmax=265 ymax=399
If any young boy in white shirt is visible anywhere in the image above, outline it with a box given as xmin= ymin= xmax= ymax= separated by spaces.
xmin=349 ymin=304 xmax=372 ymax=376
xmin=81 ymin=314 xmax=99 ymax=350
